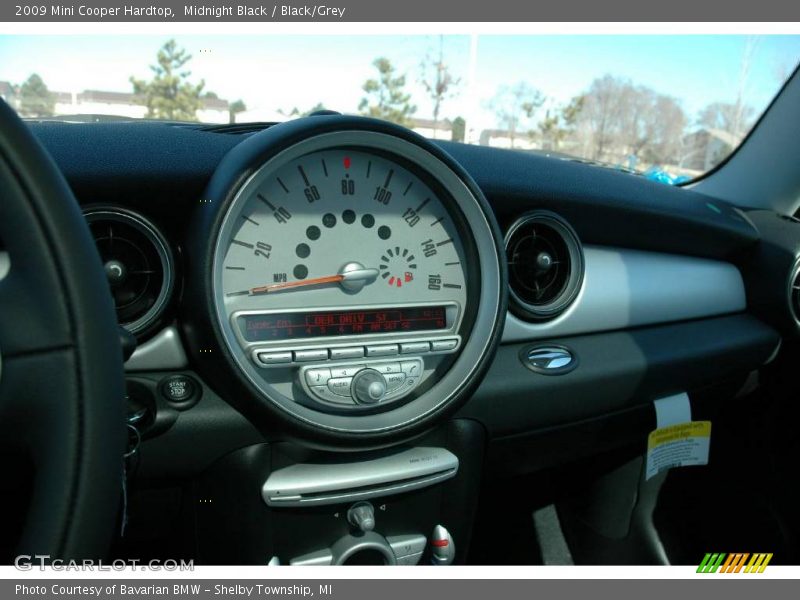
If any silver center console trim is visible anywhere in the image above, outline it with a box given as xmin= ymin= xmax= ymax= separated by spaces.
xmin=125 ymin=325 xmax=189 ymax=371
xmin=262 ymin=446 xmax=459 ymax=507
xmin=502 ymin=245 xmax=746 ymax=342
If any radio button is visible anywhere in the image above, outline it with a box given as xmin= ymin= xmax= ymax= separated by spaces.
xmin=305 ymin=368 xmax=332 ymax=386
xmin=311 ymin=386 xmax=355 ymax=405
xmin=400 ymin=361 xmax=422 ymax=377
xmin=400 ymin=342 xmax=430 ymax=354
xmin=371 ymin=362 xmax=401 ymax=375
xmin=330 ymin=346 xmax=365 ymax=360
xmin=330 ymin=365 xmax=365 ymax=378
xmin=327 ymin=377 xmax=354 ymax=397
xmin=384 ymin=372 xmax=407 ymax=392
xmin=294 ymin=348 xmax=329 ymax=362
xmin=255 ymin=351 xmax=293 ymax=366
xmin=431 ymin=339 xmax=458 ymax=352
xmin=365 ymin=344 xmax=399 ymax=357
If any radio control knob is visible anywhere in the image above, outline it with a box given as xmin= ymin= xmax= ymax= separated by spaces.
xmin=352 ymin=369 xmax=387 ymax=404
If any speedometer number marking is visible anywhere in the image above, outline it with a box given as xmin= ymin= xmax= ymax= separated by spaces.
xmin=254 ymin=241 xmax=272 ymax=259
xmin=298 ymin=166 xmax=321 ymax=203
xmin=374 ymin=186 xmax=392 ymax=205
xmin=402 ymin=208 xmax=420 ymax=227
xmin=258 ymin=194 xmax=292 ymax=224
xmin=304 ymin=186 xmax=321 ymax=203
xmin=341 ymin=174 xmax=356 ymax=195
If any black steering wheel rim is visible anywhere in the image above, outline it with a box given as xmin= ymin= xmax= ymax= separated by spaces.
xmin=0 ymin=100 xmax=125 ymax=560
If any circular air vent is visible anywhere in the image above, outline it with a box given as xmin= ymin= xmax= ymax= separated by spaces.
xmin=505 ymin=211 xmax=584 ymax=321
xmin=84 ymin=208 xmax=174 ymax=336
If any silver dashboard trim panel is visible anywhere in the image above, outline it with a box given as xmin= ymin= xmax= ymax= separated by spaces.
xmin=125 ymin=325 xmax=189 ymax=371
xmin=503 ymin=245 xmax=746 ymax=342
xmin=262 ymin=446 xmax=459 ymax=507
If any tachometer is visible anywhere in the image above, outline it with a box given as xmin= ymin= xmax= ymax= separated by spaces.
xmin=190 ymin=117 xmax=505 ymax=442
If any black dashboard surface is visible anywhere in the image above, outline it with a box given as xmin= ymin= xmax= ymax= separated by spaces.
xmin=30 ymin=120 xmax=758 ymax=261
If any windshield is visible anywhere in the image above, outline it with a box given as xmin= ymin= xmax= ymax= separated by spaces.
xmin=1 ymin=34 xmax=798 ymax=183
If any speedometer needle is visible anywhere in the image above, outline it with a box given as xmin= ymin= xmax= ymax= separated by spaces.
xmin=249 ymin=264 xmax=379 ymax=295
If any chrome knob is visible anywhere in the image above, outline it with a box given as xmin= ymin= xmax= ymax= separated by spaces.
xmin=352 ymin=368 xmax=387 ymax=404
xmin=347 ymin=501 xmax=376 ymax=532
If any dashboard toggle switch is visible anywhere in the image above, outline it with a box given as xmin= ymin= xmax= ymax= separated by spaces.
xmin=430 ymin=524 xmax=455 ymax=565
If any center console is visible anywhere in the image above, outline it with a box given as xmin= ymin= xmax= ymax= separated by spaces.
xmin=191 ymin=419 xmax=485 ymax=565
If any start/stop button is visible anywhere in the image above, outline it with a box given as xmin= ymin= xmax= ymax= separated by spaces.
xmin=159 ymin=374 xmax=200 ymax=408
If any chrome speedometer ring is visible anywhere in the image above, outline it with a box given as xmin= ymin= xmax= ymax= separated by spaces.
xmin=190 ymin=116 xmax=506 ymax=444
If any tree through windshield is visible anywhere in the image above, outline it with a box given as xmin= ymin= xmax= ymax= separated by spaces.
xmin=1 ymin=34 xmax=798 ymax=183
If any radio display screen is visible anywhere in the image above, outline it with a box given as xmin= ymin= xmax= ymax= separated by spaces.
xmin=240 ymin=306 xmax=448 ymax=342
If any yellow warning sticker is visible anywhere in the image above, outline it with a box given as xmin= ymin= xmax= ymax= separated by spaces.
xmin=645 ymin=421 xmax=711 ymax=480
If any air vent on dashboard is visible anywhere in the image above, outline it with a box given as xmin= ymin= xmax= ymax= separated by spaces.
xmin=505 ymin=211 xmax=584 ymax=321
xmin=84 ymin=208 xmax=174 ymax=337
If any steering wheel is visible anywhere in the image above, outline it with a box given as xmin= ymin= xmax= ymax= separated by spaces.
xmin=0 ymin=100 xmax=125 ymax=559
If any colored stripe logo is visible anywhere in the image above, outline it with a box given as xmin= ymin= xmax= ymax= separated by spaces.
xmin=697 ymin=553 xmax=773 ymax=573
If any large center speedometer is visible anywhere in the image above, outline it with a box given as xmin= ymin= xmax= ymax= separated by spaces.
xmin=191 ymin=117 xmax=505 ymax=443
xmin=220 ymin=149 xmax=468 ymax=339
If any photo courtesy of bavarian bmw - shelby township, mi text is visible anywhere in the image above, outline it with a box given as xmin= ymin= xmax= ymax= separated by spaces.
xmin=0 ymin=0 xmax=799 ymax=597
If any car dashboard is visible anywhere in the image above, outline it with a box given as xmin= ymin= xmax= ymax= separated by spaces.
xmin=25 ymin=115 xmax=791 ymax=565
